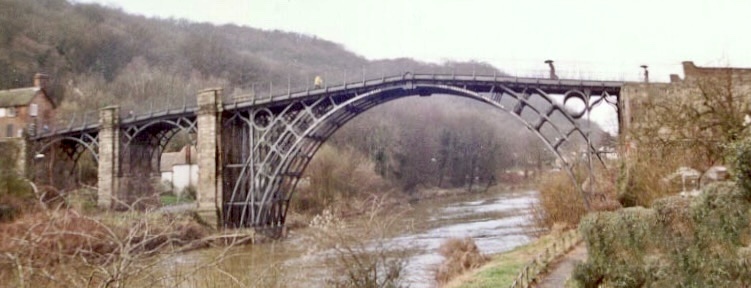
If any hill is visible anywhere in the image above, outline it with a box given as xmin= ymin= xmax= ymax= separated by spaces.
xmin=0 ymin=0 xmax=608 ymax=196
xmin=0 ymin=0 xmax=500 ymax=114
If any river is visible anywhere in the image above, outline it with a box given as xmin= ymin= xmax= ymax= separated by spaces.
xmin=169 ymin=188 xmax=537 ymax=287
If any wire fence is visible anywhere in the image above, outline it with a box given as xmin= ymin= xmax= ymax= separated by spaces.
xmin=509 ymin=229 xmax=581 ymax=288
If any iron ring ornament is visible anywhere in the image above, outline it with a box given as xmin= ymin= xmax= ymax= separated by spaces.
xmin=562 ymin=89 xmax=591 ymax=119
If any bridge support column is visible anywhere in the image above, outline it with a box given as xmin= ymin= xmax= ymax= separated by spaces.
xmin=98 ymin=106 xmax=120 ymax=209
xmin=196 ymin=88 xmax=223 ymax=228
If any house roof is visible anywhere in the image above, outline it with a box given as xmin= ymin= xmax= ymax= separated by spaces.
xmin=160 ymin=152 xmax=183 ymax=172
xmin=160 ymin=145 xmax=197 ymax=172
xmin=0 ymin=87 xmax=45 ymax=107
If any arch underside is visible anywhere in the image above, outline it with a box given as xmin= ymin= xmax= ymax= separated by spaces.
xmin=116 ymin=117 xmax=197 ymax=207
xmin=222 ymin=81 xmax=619 ymax=228
xmin=34 ymin=132 xmax=100 ymax=190
xmin=120 ymin=117 xmax=197 ymax=174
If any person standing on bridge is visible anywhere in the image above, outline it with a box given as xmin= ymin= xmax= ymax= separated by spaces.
xmin=314 ymin=75 xmax=324 ymax=89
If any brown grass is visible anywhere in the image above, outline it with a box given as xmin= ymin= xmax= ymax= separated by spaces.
xmin=435 ymin=237 xmax=489 ymax=285
xmin=0 ymin=208 xmax=214 ymax=287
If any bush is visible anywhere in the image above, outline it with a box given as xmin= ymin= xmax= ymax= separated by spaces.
xmin=573 ymin=182 xmax=751 ymax=287
xmin=616 ymin=156 xmax=677 ymax=208
xmin=292 ymin=144 xmax=391 ymax=215
xmin=305 ymin=202 xmax=408 ymax=288
xmin=0 ymin=209 xmax=216 ymax=287
xmin=728 ymin=137 xmax=751 ymax=200
xmin=434 ymin=237 xmax=489 ymax=284
xmin=531 ymin=171 xmax=588 ymax=230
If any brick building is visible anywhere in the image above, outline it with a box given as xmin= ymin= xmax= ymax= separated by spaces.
xmin=0 ymin=73 xmax=55 ymax=138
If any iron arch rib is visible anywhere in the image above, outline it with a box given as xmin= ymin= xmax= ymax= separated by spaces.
xmin=224 ymin=79 xmax=614 ymax=228
xmin=36 ymin=133 xmax=100 ymax=162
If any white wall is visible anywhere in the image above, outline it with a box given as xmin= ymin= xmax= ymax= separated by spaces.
xmin=172 ymin=164 xmax=198 ymax=195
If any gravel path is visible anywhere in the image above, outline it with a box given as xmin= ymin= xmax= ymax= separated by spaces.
xmin=536 ymin=244 xmax=587 ymax=288
xmin=157 ymin=203 xmax=195 ymax=213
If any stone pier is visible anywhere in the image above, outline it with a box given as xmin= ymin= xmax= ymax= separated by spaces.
xmin=97 ymin=106 xmax=120 ymax=209
xmin=196 ymin=88 xmax=223 ymax=227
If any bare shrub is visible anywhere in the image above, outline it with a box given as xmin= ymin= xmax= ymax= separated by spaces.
xmin=434 ymin=237 xmax=489 ymax=285
xmin=0 ymin=206 xmax=227 ymax=288
xmin=293 ymin=144 xmax=391 ymax=215
xmin=531 ymin=171 xmax=588 ymax=230
xmin=305 ymin=197 xmax=409 ymax=288
xmin=617 ymin=154 xmax=680 ymax=207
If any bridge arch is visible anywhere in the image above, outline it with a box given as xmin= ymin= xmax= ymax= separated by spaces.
xmin=36 ymin=134 xmax=100 ymax=162
xmin=33 ymin=132 xmax=100 ymax=191
xmin=119 ymin=117 xmax=197 ymax=176
xmin=223 ymin=77 xmax=618 ymax=228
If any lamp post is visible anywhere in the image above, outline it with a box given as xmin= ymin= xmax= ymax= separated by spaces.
xmin=544 ymin=60 xmax=558 ymax=80
xmin=640 ymin=65 xmax=649 ymax=83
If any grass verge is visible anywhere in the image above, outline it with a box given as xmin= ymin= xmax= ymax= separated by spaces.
xmin=444 ymin=232 xmax=561 ymax=288
xmin=160 ymin=194 xmax=195 ymax=206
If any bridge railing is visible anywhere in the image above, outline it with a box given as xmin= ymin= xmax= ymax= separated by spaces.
xmin=38 ymin=61 xmax=681 ymax=137
xmin=117 ymin=91 xmax=199 ymax=124
xmin=220 ymin=65 xmax=638 ymax=107
xmin=34 ymin=110 xmax=100 ymax=137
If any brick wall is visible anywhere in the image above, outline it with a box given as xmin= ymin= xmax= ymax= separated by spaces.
xmin=0 ymin=92 xmax=55 ymax=138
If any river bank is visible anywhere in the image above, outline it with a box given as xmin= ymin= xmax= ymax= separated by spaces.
xmin=443 ymin=228 xmax=579 ymax=288
xmin=0 ymin=183 xmax=538 ymax=287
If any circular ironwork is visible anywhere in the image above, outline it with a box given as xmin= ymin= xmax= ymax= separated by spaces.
xmin=252 ymin=108 xmax=274 ymax=130
xmin=562 ymin=90 xmax=589 ymax=119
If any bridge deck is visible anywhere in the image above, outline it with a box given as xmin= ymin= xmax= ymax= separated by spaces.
xmin=33 ymin=73 xmax=623 ymax=141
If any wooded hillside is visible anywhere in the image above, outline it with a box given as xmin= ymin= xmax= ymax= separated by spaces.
xmin=0 ymin=0 xmax=607 ymax=195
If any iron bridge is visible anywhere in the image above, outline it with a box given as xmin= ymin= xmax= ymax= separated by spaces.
xmin=32 ymin=73 xmax=623 ymax=229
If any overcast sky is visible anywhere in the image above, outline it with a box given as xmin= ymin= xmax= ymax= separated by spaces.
xmin=77 ymin=0 xmax=751 ymax=82
xmin=74 ymin=0 xmax=751 ymax=133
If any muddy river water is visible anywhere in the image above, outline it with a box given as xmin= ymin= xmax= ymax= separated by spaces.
xmin=170 ymin=189 xmax=538 ymax=287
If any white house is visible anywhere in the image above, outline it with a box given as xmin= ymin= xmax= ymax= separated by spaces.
xmin=160 ymin=145 xmax=198 ymax=196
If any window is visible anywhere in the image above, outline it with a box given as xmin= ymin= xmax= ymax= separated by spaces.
xmin=6 ymin=124 xmax=13 ymax=138
xmin=29 ymin=103 xmax=38 ymax=117
xmin=0 ymin=108 xmax=5 ymax=117
xmin=7 ymin=107 xmax=16 ymax=117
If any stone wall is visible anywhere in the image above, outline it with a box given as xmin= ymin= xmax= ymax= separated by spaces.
xmin=621 ymin=61 xmax=751 ymax=144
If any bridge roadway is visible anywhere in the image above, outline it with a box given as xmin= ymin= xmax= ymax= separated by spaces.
xmin=29 ymin=73 xmax=624 ymax=232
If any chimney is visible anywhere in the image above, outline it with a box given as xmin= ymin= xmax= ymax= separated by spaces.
xmin=33 ymin=73 xmax=49 ymax=90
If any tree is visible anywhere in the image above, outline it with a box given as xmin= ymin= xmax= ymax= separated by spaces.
xmin=622 ymin=68 xmax=751 ymax=205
